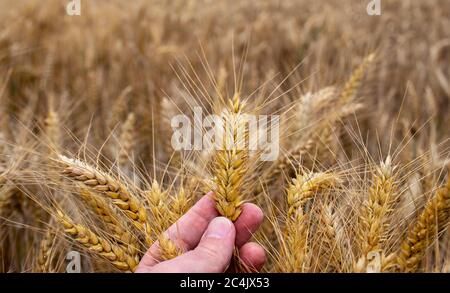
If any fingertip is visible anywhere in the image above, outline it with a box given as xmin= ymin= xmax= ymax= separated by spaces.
xmin=203 ymin=191 xmax=216 ymax=206
xmin=239 ymin=242 xmax=266 ymax=272
xmin=234 ymin=203 xmax=264 ymax=247
xmin=242 ymin=203 xmax=264 ymax=225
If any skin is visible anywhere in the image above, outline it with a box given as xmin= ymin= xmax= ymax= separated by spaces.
xmin=136 ymin=192 xmax=266 ymax=273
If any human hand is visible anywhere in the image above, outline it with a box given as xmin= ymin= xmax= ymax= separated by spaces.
xmin=135 ymin=192 xmax=266 ymax=273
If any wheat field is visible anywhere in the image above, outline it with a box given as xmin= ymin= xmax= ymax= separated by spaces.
xmin=1 ymin=0 xmax=450 ymax=273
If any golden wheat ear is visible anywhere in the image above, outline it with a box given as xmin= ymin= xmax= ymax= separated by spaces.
xmin=395 ymin=173 xmax=450 ymax=272
xmin=355 ymin=156 xmax=398 ymax=272
xmin=78 ymin=188 xmax=140 ymax=256
xmin=279 ymin=171 xmax=338 ymax=272
xmin=56 ymin=209 xmax=139 ymax=272
xmin=117 ymin=112 xmax=136 ymax=177
xmin=211 ymin=92 xmax=249 ymax=221
xmin=58 ymin=155 xmax=151 ymax=245
xmin=339 ymin=53 xmax=376 ymax=104
xmin=34 ymin=227 xmax=55 ymax=273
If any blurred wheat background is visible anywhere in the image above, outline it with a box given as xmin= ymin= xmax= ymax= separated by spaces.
xmin=1 ymin=0 xmax=450 ymax=272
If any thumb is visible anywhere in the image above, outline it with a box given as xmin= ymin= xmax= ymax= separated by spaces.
xmin=148 ymin=217 xmax=236 ymax=273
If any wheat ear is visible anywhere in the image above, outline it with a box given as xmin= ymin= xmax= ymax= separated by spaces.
xmin=396 ymin=174 xmax=450 ymax=272
xmin=281 ymin=172 xmax=337 ymax=272
xmin=158 ymin=234 xmax=183 ymax=261
xmin=286 ymin=172 xmax=337 ymax=218
xmin=356 ymin=157 xmax=398 ymax=272
xmin=59 ymin=155 xmax=149 ymax=239
xmin=146 ymin=180 xmax=170 ymax=236
xmin=0 ymin=185 xmax=15 ymax=219
xmin=169 ymin=186 xmax=191 ymax=223
xmin=118 ymin=112 xmax=136 ymax=174
xmin=212 ymin=93 xmax=249 ymax=221
xmin=157 ymin=187 xmax=193 ymax=260
xmin=44 ymin=109 xmax=61 ymax=152
xmin=339 ymin=53 xmax=376 ymax=104
xmin=255 ymin=139 xmax=314 ymax=195
xmin=78 ymin=188 xmax=139 ymax=256
xmin=313 ymin=203 xmax=347 ymax=272
xmin=145 ymin=181 xmax=183 ymax=259
xmin=35 ymin=228 xmax=55 ymax=273
xmin=56 ymin=210 xmax=138 ymax=272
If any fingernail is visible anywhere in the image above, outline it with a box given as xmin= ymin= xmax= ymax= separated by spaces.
xmin=205 ymin=217 xmax=232 ymax=239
